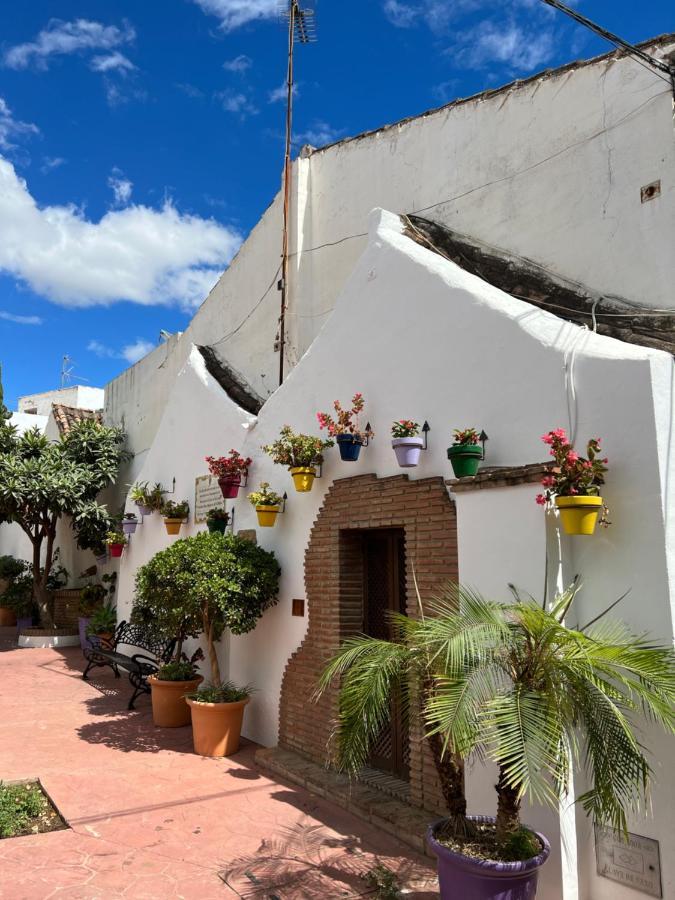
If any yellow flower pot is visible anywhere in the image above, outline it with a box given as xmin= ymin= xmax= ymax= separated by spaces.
xmin=256 ymin=505 xmax=280 ymax=527
xmin=289 ymin=466 xmax=316 ymax=492
xmin=555 ymin=496 xmax=603 ymax=535
xmin=164 ymin=518 xmax=183 ymax=535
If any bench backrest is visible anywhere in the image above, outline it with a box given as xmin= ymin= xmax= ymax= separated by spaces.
xmin=113 ymin=620 xmax=176 ymax=662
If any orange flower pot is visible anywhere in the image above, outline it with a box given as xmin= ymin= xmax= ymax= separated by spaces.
xmin=164 ymin=518 xmax=183 ymax=535
xmin=148 ymin=675 xmax=203 ymax=727
xmin=186 ymin=697 xmax=249 ymax=757
xmin=0 ymin=606 xmax=17 ymax=627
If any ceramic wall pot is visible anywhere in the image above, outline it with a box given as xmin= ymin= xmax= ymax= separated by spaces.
xmin=0 ymin=607 xmax=17 ymax=627
xmin=136 ymin=503 xmax=153 ymax=517
xmin=218 ymin=475 xmax=242 ymax=499
xmin=289 ymin=466 xmax=316 ymax=492
xmin=164 ymin=518 xmax=182 ymax=535
xmin=447 ymin=444 xmax=483 ymax=478
xmin=427 ymin=817 xmax=550 ymax=900
xmin=122 ymin=520 xmax=138 ymax=535
xmin=392 ymin=436 xmax=425 ymax=468
xmin=148 ymin=675 xmax=204 ymax=727
xmin=256 ymin=506 xmax=279 ymax=527
xmin=555 ymin=495 xmax=603 ymax=535
xmin=109 ymin=543 xmax=124 ymax=558
xmin=336 ymin=434 xmax=363 ymax=462
xmin=207 ymin=519 xmax=228 ymax=534
xmin=186 ymin=697 xmax=249 ymax=757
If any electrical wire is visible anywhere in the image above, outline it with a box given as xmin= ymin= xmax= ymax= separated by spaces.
xmin=209 ymin=264 xmax=281 ymax=348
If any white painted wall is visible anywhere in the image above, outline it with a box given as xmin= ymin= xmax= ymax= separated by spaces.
xmin=111 ymin=209 xmax=674 ymax=900
xmin=18 ymin=385 xmax=103 ymax=415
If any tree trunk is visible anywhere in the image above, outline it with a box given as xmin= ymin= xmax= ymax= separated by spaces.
xmin=203 ymin=608 xmax=220 ymax=683
xmin=495 ymin=767 xmax=522 ymax=841
xmin=428 ymin=731 xmax=469 ymax=834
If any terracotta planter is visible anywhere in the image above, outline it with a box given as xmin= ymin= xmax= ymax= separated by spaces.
xmin=148 ymin=675 xmax=203 ymax=727
xmin=218 ymin=475 xmax=242 ymax=499
xmin=555 ymin=495 xmax=603 ymax=535
xmin=92 ymin=631 xmax=114 ymax=649
xmin=289 ymin=466 xmax=316 ymax=492
xmin=164 ymin=518 xmax=183 ymax=535
xmin=0 ymin=606 xmax=17 ymax=627
xmin=256 ymin=505 xmax=280 ymax=527
xmin=427 ymin=817 xmax=550 ymax=900
xmin=186 ymin=697 xmax=249 ymax=757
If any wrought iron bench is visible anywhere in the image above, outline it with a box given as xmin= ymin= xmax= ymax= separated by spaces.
xmin=82 ymin=620 xmax=176 ymax=710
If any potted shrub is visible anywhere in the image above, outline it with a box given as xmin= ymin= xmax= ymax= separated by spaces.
xmin=317 ymin=393 xmax=374 ymax=462
xmin=93 ymin=545 xmax=107 ymax=565
xmin=86 ymin=601 xmax=117 ymax=649
xmin=319 ymin=582 xmax=675 ymax=900
xmin=206 ymin=508 xmax=230 ymax=534
xmin=78 ymin=573 xmax=116 ymax=650
xmin=206 ymin=451 xmax=252 ymax=500
xmin=248 ymin=483 xmax=283 ymax=528
xmin=536 ymin=428 xmax=609 ymax=535
xmin=122 ymin=512 xmax=139 ymax=535
xmin=105 ymin=530 xmax=128 ymax=558
xmin=447 ymin=427 xmax=483 ymax=477
xmin=161 ymin=500 xmax=189 ymax=535
xmin=130 ymin=481 xmax=163 ymax=517
xmin=133 ymin=531 xmax=279 ymax=754
xmin=263 ymin=425 xmax=334 ymax=493
xmin=391 ymin=419 xmax=424 ymax=468
xmin=1 ymin=561 xmax=34 ymax=632
xmin=0 ymin=555 xmax=26 ymax=627
xmin=149 ymin=655 xmax=205 ymax=727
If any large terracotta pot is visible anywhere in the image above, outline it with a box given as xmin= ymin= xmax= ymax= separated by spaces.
xmin=186 ymin=697 xmax=249 ymax=757
xmin=164 ymin=518 xmax=182 ymax=535
xmin=0 ymin=606 xmax=17 ymax=627
xmin=148 ymin=675 xmax=203 ymax=727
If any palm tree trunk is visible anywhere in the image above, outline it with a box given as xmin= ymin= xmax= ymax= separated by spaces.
xmin=428 ymin=731 xmax=467 ymax=825
xmin=495 ymin=767 xmax=521 ymax=840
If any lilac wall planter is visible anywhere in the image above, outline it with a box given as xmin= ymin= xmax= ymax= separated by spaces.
xmin=16 ymin=617 xmax=33 ymax=634
xmin=427 ymin=817 xmax=550 ymax=900
xmin=392 ymin=436 xmax=424 ymax=468
xmin=78 ymin=617 xmax=93 ymax=650
xmin=122 ymin=520 xmax=138 ymax=535
xmin=135 ymin=502 xmax=153 ymax=517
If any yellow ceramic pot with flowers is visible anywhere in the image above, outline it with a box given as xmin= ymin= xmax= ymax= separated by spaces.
xmin=555 ymin=495 xmax=604 ymax=535
xmin=248 ymin=483 xmax=284 ymax=529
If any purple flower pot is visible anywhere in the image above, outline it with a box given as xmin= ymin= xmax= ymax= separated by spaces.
xmin=392 ymin=437 xmax=424 ymax=468
xmin=136 ymin=503 xmax=153 ymax=517
xmin=122 ymin=520 xmax=138 ymax=535
xmin=95 ymin=552 xmax=107 ymax=565
xmin=78 ymin=617 xmax=93 ymax=650
xmin=427 ymin=817 xmax=550 ymax=900
xmin=16 ymin=617 xmax=33 ymax=634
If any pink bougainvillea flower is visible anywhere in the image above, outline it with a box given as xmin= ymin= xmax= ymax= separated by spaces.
xmin=541 ymin=433 xmax=554 ymax=445
xmin=566 ymin=451 xmax=579 ymax=463
xmin=536 ymin=494 xmax=547 ymax=506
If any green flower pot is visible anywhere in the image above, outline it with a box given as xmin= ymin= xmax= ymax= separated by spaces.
xmin=207 ymin=519 xmax=228 ymax=534
xmin=447 ymin=444 xmax=483 ymax=478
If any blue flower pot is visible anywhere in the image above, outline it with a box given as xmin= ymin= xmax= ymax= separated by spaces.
xmin=336 ymin=434 xmax=363 ymax=462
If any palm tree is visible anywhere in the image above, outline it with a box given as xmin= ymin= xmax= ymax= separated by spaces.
xmin=318 ymin=583 xmax=675 ymax=846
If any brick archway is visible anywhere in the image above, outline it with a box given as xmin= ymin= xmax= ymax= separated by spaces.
xmin=278 ymin=473 xmax=458 ymax=812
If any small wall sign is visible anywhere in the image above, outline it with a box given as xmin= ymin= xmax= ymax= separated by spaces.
xmin=595 ymin=826 xmax=661 ymax=897
xmin=194 ymin=476 xmax=226 ymax=524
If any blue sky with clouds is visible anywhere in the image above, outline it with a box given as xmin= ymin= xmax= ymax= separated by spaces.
xmin=0 ymin=0 xmax=672 ymax=408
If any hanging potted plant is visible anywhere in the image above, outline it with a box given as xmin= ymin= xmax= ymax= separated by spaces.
xmin=319 ymin=582 xmax=675 ymax=900
xmin=536 ymin=428 xmax=609 ymax=535
xmin=93 ymin=544 xmax=107 ymax=565
xmin=105 ymin=530 xmax=128 ymax=558
xmin=262 ymin=425 xmax=333 ymax=493
xmin=85 ymin=601 xmax=117 ymax=649
xmin=391 ymin=420 xmax=424 ymax=468
xmin=317 ymin=393 xmax=373 ymax=462
xmin=248 ymin=483 xmax=283 ymax=528
xmin=122 ymin=512 xmax=139 ymax=535
xmin=206 ymin=451 xmax=252 ymax=500
xmin=206 ymin=507 xmax=230 ymax=534
xmin=78 ymin=573 xmax=116 ymax=650
xmin=0 ymin=555 xmax=26 ymax=627
xmin=130 ymin=481 xmax=164 ymax=516
xmin=1 ymin=560 xmax=34 ymax=632
xmin=447 ymin=427 xmax=484 ymax=478
xmin=161 ymin=500 xmax=189 ymax=535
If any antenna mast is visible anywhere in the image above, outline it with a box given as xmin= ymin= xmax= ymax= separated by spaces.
xmin=277 ymin=0 xmax=316 ymax=386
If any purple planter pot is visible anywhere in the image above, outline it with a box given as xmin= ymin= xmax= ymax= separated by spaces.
xmin=78 ymin=617 xmax=93 ymax=650
xmin=427 ymin=817 xmax=550 ymax=900
xmin=122 ymin=520 xmax=138 ymax=535
xmin=136 ymin=503 xmax=153 ymax=517
xmin=392 ymin=436 xmax=424 ymax=468
xmin=16 ymin=616 xmax=33 ymax=634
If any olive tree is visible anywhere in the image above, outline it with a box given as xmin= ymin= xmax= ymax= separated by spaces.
xmin=0 ymin=405 xmax=127 ymax=626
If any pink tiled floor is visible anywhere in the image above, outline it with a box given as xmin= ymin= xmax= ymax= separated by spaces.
xmin=0 ymin=632 xmax=438 ymax=898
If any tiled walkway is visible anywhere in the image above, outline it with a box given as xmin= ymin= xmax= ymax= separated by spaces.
xmin=0 ymin=631 xmax=438 ymax=899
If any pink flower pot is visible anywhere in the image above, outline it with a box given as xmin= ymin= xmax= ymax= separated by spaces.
xmin=218 ymin=475 xmax=242 ymax=499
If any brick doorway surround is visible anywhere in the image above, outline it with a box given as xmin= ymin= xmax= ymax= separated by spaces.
xmin=277 ymin=473 xmax=458 ymax=813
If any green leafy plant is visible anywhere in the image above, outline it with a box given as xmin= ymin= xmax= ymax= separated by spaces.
xmin=537 ymin=428 xmax=608 ymax=501
xmin=1 ymin=562 xmax=33 ymax=616
xmin=86 ymin=601 xmax=117 ymax=637
xmin=0 ymin=555 xmax=25 ymax=581
xmin=187 ymin=680 xmax=251 ymax=704
xmin=105 ymin=530 xmax=128 ymax=547
xmin=79 ymin=572 xmax=117 ymax=616
xmin=0 ymin=403 xmax=127 ymax=626
xmin=206 ymin=507 xmax=229 ymax=524
xmin=205 ymin=450 xmax=252 ymax=479
xmin=161 ymin=500 xmax=189 ymax=520
xmin=318 ymin=582 xmax=675 ymax=858
xmin=155 ymin=652 xmax=204 ymax=682
xmin=130 ymin=481 xmax=165 ymax=510
xmin=391 ymin=420 xmax=420 ymax=439
xmin=133 ymin=532 xmax=279 ymax=684
xmin=452 ymin=427 xmax=481 ymax=445
xmin=247 ymin=483 xmax=283 ymax=508
xmin=0 ymin=782 xmax=46 ymax=839
xmin=363 ymin=864 xmax=402 ymax=899
xmin=317 ymin=392 xmax=374 ymax=440
xmin=262 ymin=425 xmax=333 ymax=468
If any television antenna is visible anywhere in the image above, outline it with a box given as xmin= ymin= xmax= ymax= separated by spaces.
xmin=60 ymin=355 xmax=89 ymax=388
xmin=276 ymin=0 xmax=317 ymax=386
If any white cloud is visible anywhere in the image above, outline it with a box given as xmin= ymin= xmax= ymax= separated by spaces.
xmin=454 ymin=21 xmax=555 ymax=72
xmin=383 ymin=0 xmax=418 ymax=28
xmin=0 ymin=156 xmax=241 ymax=311
xmin=3 ymin=19 xmax=135 ymax=70
xmin=216 ymin=91 xmax=258 ymax=117
xmin=108 ymin=168 xmax=133 ymax=206
xmin=122 ymin=339 xmax=154 ymax=363
xmin=0 ymin=310 xmax=42 ymax=325
xmin=88 ymin=339 xmax=117 ymax=357
xmin=268 ymin=81 xmax=298 ymax=104
xmin=40 ymin=156 xmax=66 ymax=174
xmin=223 ymin=54 xmax=252 ymax=73
xmin=0 ymin=97 xmax=39 ymax=151
xmin=90 ymin=51 xmax=136 ymax=73
xmin=191 ymin=0 xmax=278 ymax=31
xmin=293 ymin=120 xmax=345 ymax=148
xmin=176 ymin=82 xmax=205 ymax=98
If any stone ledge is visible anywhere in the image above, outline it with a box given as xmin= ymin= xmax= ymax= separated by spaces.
xmin=447 ymin=462 xmax=551 ymax=493
xmin=255 ymin=746 xmax=436 ymax=858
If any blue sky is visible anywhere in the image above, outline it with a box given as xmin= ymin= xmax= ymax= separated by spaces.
xmin=0 ymin=0 xmax=672 ymax=408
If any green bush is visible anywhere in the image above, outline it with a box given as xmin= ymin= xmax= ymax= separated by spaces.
xmin=0 ymin=555 xmax=26 ymax=581
xmin=0 ymin=783 xmax=45 ymax=838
